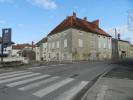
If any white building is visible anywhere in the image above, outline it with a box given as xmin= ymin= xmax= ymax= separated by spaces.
xmin=36 ymin=37 xmax=48 ymax=61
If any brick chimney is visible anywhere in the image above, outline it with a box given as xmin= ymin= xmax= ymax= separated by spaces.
xmin=73 ymin=12 xmax=76 ymax=19
xmin=92 ymin=20 xmax=99 ymax=27
xmin=83 ymin=17 xmax=87 ymax=21
xmin=32 ymin=41 xmax=34 ymax=50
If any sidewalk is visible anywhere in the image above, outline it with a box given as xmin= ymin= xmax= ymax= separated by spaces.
xmin=84 ymin=60 xmax=133 ymax=100
xmin=86 ymin=77 xmax=133 ymax=100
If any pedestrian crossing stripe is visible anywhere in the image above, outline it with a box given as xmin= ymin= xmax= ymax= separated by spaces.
xmin=0 ymin=70 xmax=89 ymax=99
xmin=0 ymin=71 xmax=25 ymax=77
xmin=7 ymin=74 xmax=50 ymax=87
xmin=19 ymin=76 xmax=60 ymax=91
xmin=54 ymin=81 xmax=89 ymax=100
xmin=28 ymin=66 xmax=48 ymax=70
xmin=32 ymin=78 xmax=74 ymax=98
xmin=0 ymin=72 xmax=32 ymax=80
xmin=0 ymin=73 xmax=40 ymax=84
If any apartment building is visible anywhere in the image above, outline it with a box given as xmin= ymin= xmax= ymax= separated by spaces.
xmin=47 ymin=12 xmax=112 ymax=61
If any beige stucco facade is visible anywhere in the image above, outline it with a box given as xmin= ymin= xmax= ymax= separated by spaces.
xmin=47 ymin=28 xmax=112 ymax=61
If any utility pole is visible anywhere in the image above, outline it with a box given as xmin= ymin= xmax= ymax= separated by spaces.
xmin=114 ymin=28 xmax=119 ymax=60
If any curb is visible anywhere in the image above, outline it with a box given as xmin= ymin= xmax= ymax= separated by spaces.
xmin=81 ymin=66 xmax=114 ymax=100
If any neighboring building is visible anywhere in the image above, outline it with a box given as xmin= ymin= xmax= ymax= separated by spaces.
xmin=36 ymin=37 xmax=48 ymax=61
xmin=118 ymin=40 xmax=131 ymax=58
xmin=112 ymin=38 xmax=133 ymax=59
xmin=11 ymin=44 xmax=36 ymax=57
xmin=130 ymin=45 xmax=133 ymax=58
xmin=47 ymin=12 xmax=112 ymax=61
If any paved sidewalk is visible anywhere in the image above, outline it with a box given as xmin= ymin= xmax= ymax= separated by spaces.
xmin=86 ymin=77 xmax=133 ymax=100
xmin=85 ymin=60 xmax=133 ymax=100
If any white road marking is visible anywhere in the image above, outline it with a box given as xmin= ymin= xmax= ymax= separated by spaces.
xmin=0 ymin=71 xmax=25 ymax=77
xmin=54 ymin=81 xmax=89 ymax=100
xmin=19 ymin=76 xmax=60 ymax=91
xmin=50 ymin=65 xmax=57 ymax=66
xmin=33 ymin=78 xmax=74 ymax=98
xmin=0 ymin=72 xmax=32 ymax=80
xmin=58 ymin=64 xmax=65 ymax=66
xmin=96 ymin=85 xmax=108 ymax=100
xmin=7 ymin=74 xmax=50 ymax=87
xmin=0 ymin=73 xmax=40 ymax=84
xmin=28 ymin=66 xmax=48 ymax=70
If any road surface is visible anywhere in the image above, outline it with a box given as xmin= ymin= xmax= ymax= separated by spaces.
xmin=0 ymin=62 xmax=112 ymax=100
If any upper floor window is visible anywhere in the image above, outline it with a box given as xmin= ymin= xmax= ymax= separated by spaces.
xmin=64 ymin=39 xmax=67 ymax=47
xmin=99 ymin=42 xmax=101 ymax=48
xmin=78 ymin=39 xmax=83 ymax=47
xmin=52 ymin=42 xmax=55 ymax=48
xmin=103 ymin=43 xmax=106 ymax=49
xmin=57 ymin=41 xmax=59 ymax=48
xmin=108 ymin=43 xmax=111 ymax=49
xmin=49 ymin=43 xmax=51 ymax=49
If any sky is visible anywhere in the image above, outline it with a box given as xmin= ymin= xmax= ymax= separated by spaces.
xmin=0 ymin=0 xmax=133 ymax=44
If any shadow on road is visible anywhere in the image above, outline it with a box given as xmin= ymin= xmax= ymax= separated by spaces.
xmin=104 ymin=59 xmax=133 ymax=80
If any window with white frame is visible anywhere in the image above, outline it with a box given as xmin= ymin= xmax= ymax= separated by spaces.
xmin=57 ymin=41 xmax=59 ymax=48
xmin=78 ymin=39 xmax=83 ymax=47
xmin=64 ymin=39 xmax=67 ymax=47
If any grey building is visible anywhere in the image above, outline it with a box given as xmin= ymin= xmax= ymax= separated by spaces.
xmin=46 ymin=12 xmax=112 ymax=61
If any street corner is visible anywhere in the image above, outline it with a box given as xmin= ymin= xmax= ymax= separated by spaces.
xmin=86 ymin=77 xmax=133 ymax=100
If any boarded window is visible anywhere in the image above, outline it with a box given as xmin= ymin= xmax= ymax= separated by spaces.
xmin=78 ymin=39 xmax=83 ymax=47
xmin=57 ymin=41 xmax=59 ymax=48
xmin=64 ymin=39 xmax=67 ymax=47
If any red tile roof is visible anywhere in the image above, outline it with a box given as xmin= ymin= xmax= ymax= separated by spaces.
xmin=48 ymin=13 xmax=111 ymax=37
xmin=12 ymin=44 xmax=36 ymax=49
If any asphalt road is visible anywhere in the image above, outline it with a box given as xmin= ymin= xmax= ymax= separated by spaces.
xmin=104 ymin=59 xmax=133 ymax=79
xmin=0 ymin=62 xmax=113 ymax=100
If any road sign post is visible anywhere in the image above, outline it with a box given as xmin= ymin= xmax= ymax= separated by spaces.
xmin=1 ymin=28 xmax=12 ymax=63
